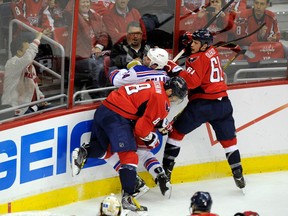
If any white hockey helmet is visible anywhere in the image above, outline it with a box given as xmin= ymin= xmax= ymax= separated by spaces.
xmin=147 ymin=48 xmax=169 ymax=69
xmin=100 ymin=194 xmax=121 ymax=216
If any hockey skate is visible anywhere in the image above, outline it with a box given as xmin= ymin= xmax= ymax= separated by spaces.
xmin=122 ymin=192 xmax=148 ymax=212
xmin=233 ymin=168 xmax=246 ymax=189
xmin=71 ymin=143 xmax=89 ymax=176
xmin=163 ymin=161 xmax=175 ymax=181
xmin=132 ymin=175 xmax=149 ymax=198
xmin=155 ymin=172 xmax=172 ymax=198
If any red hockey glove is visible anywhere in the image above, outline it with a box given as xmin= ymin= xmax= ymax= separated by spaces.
xmin=140 ymin=132 xmax=160 ymax=149
xmin=164 ymin=60 xmax=183 ymax=77
xmin=182 ymin=31 xmax=193 ymax=46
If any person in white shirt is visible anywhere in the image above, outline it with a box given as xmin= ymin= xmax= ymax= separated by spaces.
xmin=2 ymin=31 xmax=48 ymax=115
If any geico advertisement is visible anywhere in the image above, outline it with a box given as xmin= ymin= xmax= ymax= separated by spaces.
xmin=0 ymin=110 xmax=164 ymax=203
xmin=0 ymin=111 xmax=97 ymax=202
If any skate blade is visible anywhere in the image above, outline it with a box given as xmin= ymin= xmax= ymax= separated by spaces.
xmin=163 ymin=183 xmax=172 ymax=199
xmin=133 ymin=185 xmax=150 ymax=199
xmin=240 ymin=187 xmax=246 ymax=195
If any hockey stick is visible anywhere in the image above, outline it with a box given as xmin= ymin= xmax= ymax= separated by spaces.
xmin=202 ymin=0 xmax=235 ymax=29
xmin=222 ymin=49 xmax=255 ymax=71
xmin=173 ymin=0 xmax=235 ymax=61
xmin=180 ymin=2 xmax=211 ymax=21
xmin=213 ymin=22 xmax=266 ymax=48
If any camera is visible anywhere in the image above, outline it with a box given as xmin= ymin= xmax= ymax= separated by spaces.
xmin=206 ymin=7 xmax=216 ymax=12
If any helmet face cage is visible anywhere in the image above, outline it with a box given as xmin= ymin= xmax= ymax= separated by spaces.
xmin=147 ymin=48 xmax=169 ymax=69
xmin=192 ymin=29 xmax=213 ymax=46
xmin=190 ymin=191 xmax=212 ymax=213
xmin=100 ymin=194 xmax=121 ymax=216
xmin=164 ymin=76 xmax=188 ymax=101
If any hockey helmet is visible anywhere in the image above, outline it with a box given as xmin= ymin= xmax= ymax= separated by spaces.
xmin=147 ymin=48 xmax=169 ymax=69
xmin=164 ymin=76 xmax=188 ymax=101
xmin=190 ymin=191 xmax=213 ymax=213
xmin=192 ymin=29 xmax=213 ymax=46
xmin=100 ymin=194 xmax=121 ymax=216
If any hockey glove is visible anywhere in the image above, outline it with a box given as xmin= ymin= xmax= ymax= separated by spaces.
xmin=127 ymin=60 xmax=142 ymax=69
xmin=164 ymin=60 xmax=183 ymax=77
xmin=182 ymin=31 xmax=193 ymax=46
xmin=156 ymin=118 xmax=172 ymax=135
xmin=140 ymin=132 xmax=160 ymax=149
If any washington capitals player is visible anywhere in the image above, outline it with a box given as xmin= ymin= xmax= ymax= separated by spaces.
xmin=108 ymin=48 xmax=173 ymax=198
xmin=71 ymin=49 xmax=188 ymax=212
xmin=162 ymin=29 xmax=246 ymax=190
xmin=190 ymin=191 xmax=219 ymax=216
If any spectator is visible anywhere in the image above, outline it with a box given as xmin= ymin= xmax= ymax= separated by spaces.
xmin=2 ymin=32 xmax=49 ymax=115
xmin=64 ymin=0 xmax=112 ymax=99
xmin=39 ymin=0 xmax=65 ymax=31
xmin=102 ymin=0 xmax=146 ymax=44
xmin=184 ymin=0 xmax=209 ymax=12
xmin=233 ymin=0 xmax=280 ymax=46
xmin=187 ymin=0 xmax=236 ymax=44
xmin=109 ymin=21 xmax=151 ymax=71
xmin=10 ymin=0 xmax=52 ymax=36
xmin=99 ymin=193 xmax=121 ymax=216
xmin=190 ymin=191 xmax=219 ymax=216
xmin=224 ymin=0 xmax=247 ymax=13
xmin=90 ymin=0 xmax=114 ymax=16
xmin=38 ymin=0 xmax=68 ymax=46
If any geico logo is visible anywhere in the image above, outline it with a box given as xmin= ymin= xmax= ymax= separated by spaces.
xmin=0 ymin=119 xmax=106 ymax=191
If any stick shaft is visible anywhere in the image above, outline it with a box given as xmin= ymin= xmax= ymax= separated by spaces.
xmin=173 ymin=0 xmax=235 ymax=62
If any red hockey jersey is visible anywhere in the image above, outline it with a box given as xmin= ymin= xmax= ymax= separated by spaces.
xmin=180 ymin=46 xmax=228 ymax=101
xmin=233 ymin=8 xmax=280 ymax=46
xmin=11 ymin=0 xmax=47 ymax=31
xmin=102 ymin=81 xmax=170 ymax=138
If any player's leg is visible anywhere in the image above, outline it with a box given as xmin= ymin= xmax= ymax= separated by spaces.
xmin=211 ymin=97 xmax=245 ymax=189
xmin=138 ymin=148 xmax=171 ymax=197
xmin=71 ymin=105 xmax=110 ymax=176
xmin=162 ymin=102 xmax=203 ymax=181
xmin=104 ymin=152 xmax=149 ymax=198
xmin=107 ymin=117 xmax=147 ymax=212
xmin=118 ymin=151 xmax=147 ymax=211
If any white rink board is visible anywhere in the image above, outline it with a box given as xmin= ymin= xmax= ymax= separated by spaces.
xmin=0 ymin=84 xmax=288 ymax=203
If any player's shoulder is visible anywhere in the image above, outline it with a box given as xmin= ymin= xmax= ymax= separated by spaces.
xmin=133 ymin=65 xmax=151 ymax=72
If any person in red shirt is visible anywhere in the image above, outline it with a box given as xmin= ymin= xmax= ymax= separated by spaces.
xmin=182 ymin=0 xmax=236 ymax=44
xmin=190 ymin=191 xmax=219 ymax=216
xmin=90 ymin=0 xmax=114 ymax=16
xmin=232 ymin=0 xmax=280 ymax=46
xmin=102 ymin=0 xmax=146 ymax=44
xmin=162 ymin=29 xmax=246 ymax=190
xmin=64 ymin=0 xmax=112 ymax=98
xmin=11 ymin=0 xmax=52 ymax=36
xmin=71 ymin=76 xmax=187 ymax=212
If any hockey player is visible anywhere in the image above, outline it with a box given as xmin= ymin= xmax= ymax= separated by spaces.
xmin=71 ymin=76 xmax=188 ymax=212
xmin=99 ymin=193 xmax=121 ymax=216
xmin=190 ymin=191 xmax=218 ymax=216
xmin=108 ymin=48 xmax=172 ymax=198
xmin=162 ymin=29 xmax=246 ymax=190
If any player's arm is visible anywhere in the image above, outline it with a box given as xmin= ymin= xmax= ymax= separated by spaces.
xmin=109 ymin=68 xmax=137 ymax=87
xmin=134 ymin=93 xmax=169 ymax=138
